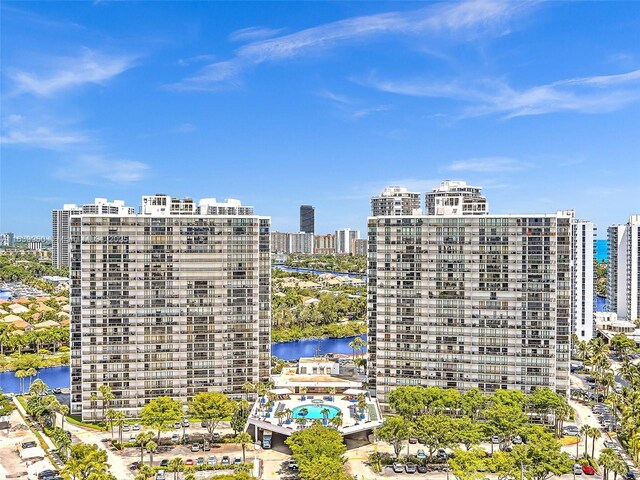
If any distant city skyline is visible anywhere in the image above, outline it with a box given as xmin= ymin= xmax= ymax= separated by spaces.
xmin=1 ymin=1 xmax=639 ymax=235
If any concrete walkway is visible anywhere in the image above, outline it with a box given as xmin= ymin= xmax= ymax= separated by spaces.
xmin=12 ymin=395 xmax=57 ymax=451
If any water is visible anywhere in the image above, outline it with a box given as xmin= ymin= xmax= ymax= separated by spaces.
xmin=0 ymin=336 xmax=366 ymax=392
xmin=292 ymin=404 xmax=340 ymax=419
xmin=273 ymin=265 xmax=365 ymax=279
xmin=0 ymin=366 xmax=69 ymax=394
xmin=596 ymin=295 xmax=606 ymax=312
xmin=596 ymin=239 xmax=608 ymax=263
xmin=0 ymin=289 xmax=11 ymax=300
xmin=272 ymin=335 xmax=367 ymax=361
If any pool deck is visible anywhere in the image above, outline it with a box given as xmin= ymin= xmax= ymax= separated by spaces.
xmin=247 ymin=394 xmax=383 ymax=438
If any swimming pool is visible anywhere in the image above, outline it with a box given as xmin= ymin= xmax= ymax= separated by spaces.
xmin=292 ymin=404 xmax=340 ymax=419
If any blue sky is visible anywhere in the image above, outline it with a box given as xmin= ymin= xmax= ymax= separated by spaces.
xmin=1 ymin=1 xmax=639 ymax=236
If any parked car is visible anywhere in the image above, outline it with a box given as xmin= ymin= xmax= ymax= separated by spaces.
xmin=392 ymin=463 xmax=404 ymax=473
xmin=160 ymin=459 xmax=169 ymax=468
xmin=156 ymin=470 xmax=165 ymax=480
xmin=211 ymin=432 xmax=221 ymax=441
xmin=203 ymin=442 xmax=210 ymax=451
xmin=491 ymin=435 xmax=500 ymax=444
xmin=196 ymin=457 xmax=205 ymax=466
xmin=604 ymin=441 xmax=617 ymax=449
xmin=129 ymin=462 xmax=139 ymax=471
xmin=437 ymin=449 xmax=448 ymax=460
xmin=123 ymin=424 xmax=130 ymax=432
xmin=582 ymin=465 xmax=596 ymax=475
xmin=221 ymin=456 xmax=230 ymax=465
xmin=22 ymin=441 xmax=37 ymax=449
xmin=512 ymin=435 xmax=523 ymax=444
xmin=625 ymin=472 xmax=636 ymax=480
xmin=191 ymin=443 xmax=200 ymax=452
xmin=171 ymin=434 xmax=179 ymax=442
xmin=234 ymin=456 xmax=242 ymax=464
xmin=174 ymin=422 xmax=181 ymax=429
xmin=132 ymin=423 xmax=140 ymax=431
xmin=38 ymin=470 xmax=59 ymax=479
xmin=573 ymin=464 xmax=583 ymax=475
xmin=416 ymin=449 xmax=426 ymax=459
xmin=201 ymin=421 xmax=209 ymax=428
xmin=182 ymin=420 xmax=190 ymax=428
xmin=405 ymin=463 xmax=417 ymax=474
xmin=288 ymin=460 xmax=299 ymax=471
xmin=129 ymin=434 xmax=136 ymax=442
xmin=417 ymin=464 xmax=428 ymax=473
xmin=185 ymin=459 xmax=194 ymax=466
xmin=409 ymin=437 xmax=418 ymax=444
xmin=208 ymin=456 xmax=217 ymax=465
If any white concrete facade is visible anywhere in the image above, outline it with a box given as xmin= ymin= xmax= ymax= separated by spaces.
xmin=425 ymin=180 xmax=488 ymax=216
xmin=69 ymin=195 xmax=271 ymax=420
xmin=572 ymin=219 xmax=595 ymax=341
xmin=371 ymin=186 xmax=422 ymax=216
xmin=335 ymin=229 xmax=360 ymax=254
xmin=608 ymin=215 xmax=640 ymax=322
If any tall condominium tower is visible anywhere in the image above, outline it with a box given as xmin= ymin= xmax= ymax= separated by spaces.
xmin=572 ymin=220 xmax=596 ymax=341
xmin=607 ymin=215 xmax=640 ymax=321
xmin=367 ymin=208 xmax=574 ymax=407
xmin=300 ymin=205 xmax=315 ymax=234
xmin=269 ymin=232 xmax=314 ymax=254
xmin=53 ymin=199 xmax=134 ymax=269
xmin=335 ymin=228 xmax=360 ymax=254
xmin=371 ymin=186 xmax=422 ymax=216
xmin=69 ymin=195 xmax=271 ymax=420
xmin=315 ymin=234 xmax=336 ymax=255
xmin=425 ymin=180 xmax=488 ymax=216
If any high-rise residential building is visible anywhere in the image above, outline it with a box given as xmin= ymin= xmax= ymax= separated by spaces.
xmin=271 ymin=232 xmax=290 ymax=254
xmin=69 ymin=195 xmax=271 ymax=420
xmin=371 ymin=186 xmax=422 ymax=216
xmin=572 ymin=220 xmax=596 ymax=341
xmin=368 ymin=208 xmax=574 ymax=407
xmin=53 ymin=199 xmax=134 ymax=269
xmin=270 ymin=231 xmax=314 ymax=254
xmin=315 ymin=234 xmax=336 ymax=255
xmin=300 ymin=205 xmax=315 ymax=234
xmin=0 ymin=232 xmax=15 ymax=247
xmin=425 ymin=180 xmax=488 ymax=216
xmin=607 ymin=215 xmax=640 ymax=322
xmin=352 ymin=238 xmax=368 ymax=256
xmin=335 ymin=229 xmax=360 ymax=254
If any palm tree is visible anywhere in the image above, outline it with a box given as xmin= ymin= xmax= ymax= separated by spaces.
xmin=284 ymin=408 xmax=293 ymax=424
xmin=113 ymin=410 xmax=126 ymax=446
xmin=136 ymin=431 xmax=154 ymax=463
xmin=145 ymin=440 xmax=157 ymax=467
xmin=580 ymin=425 xmax=591 ymax=456
xmin=29 ymin=378 xmax=48 ymax=397
xmin=242 ymin=382 xmax=255 ymax=401
xmin=295 ymin=417 xmax=307 ymax=429
xmin=330 ymin=411 xmax=343 ymax=430
xmin=89 ymin=392 xmax=98 ymax=422
xmin=274 ymin=410 xmax=286 ymax=426
xmin=168 ymin=457 xmax=184 ymax=480
xmin=589 ymin=427 xmax=602 ymax=459
xmin=299 ymin=407 xmax=309 ymax=417
xmin=59 ymin=404 xmax=70 ymax=430
xmin=611 ymin=458 xmax=628 ymax=480
xmin=105 ymin=409 xmax=116 ymax=439
xmin=184 ymin=470 xmax=196 ymax=480
xmin=327 ymin=386 xmax=336 ymax=400
xmin=25 ymin=367 xmax=37 ymax=389
xmin=235 ymin=432 xmax=252 ymax=463
xmin=299 ymin=387 xmax=308 ymax=400
xmin=349 ymin=336 xmax=365 ymax=360
xmin=15 ymin=369 xmax=28 ymax=394
xmin=321 ymin=407 xmax=330 ymax=420
xmin=0 ymin=323 xmax=16 ymax=355
xmin=98 ymin=384 xmax=114 ymax=422
xmin=598 ymin=448 xmax=617 ymax=480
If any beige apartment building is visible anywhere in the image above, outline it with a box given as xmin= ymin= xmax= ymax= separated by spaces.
xmin=367 ymin=210 xmax=574 ymax=407
xmin=69 ymin=195 xmax=271 ymax=420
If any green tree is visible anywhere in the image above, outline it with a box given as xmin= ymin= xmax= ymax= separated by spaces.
xmin=455 ymin=416 xmax=485 ymax=451
xmin=98 ymin=384 xmax=114 ymax=422
xmin=168 ymin=457 xmax=184 ymax=480
xmin=510 ymin=426 xmax=573 ymax=480
xmin=145 ymin=440 xmax=157 ymax=467
xmin=484 ymin=403 xmax=528 ymax=450
xmin=29 ymin=378 xmax=48 ymax=397
xmin=298 ymin=454 xmax=352 ymax=480
xmin=231 ymin=400 xmax=250 ymax=434
xmin=113 ymin=410 xmax=126 ymax=446
xmin=413 ymin=414 xmax=457 ymax=460
xmin=14 ymin=369 xmax=28 ymax=394
xmin=140 ymin=396 xmax=183 ymax=443
xmin=598 ymin=448 xmax=618 ymax=480
xmin=235 ymin=431 xmax=253 ymax=463
xmin=62 ymin=442 xmax=111 ymax=479
xmin=588 ymin=426 xmax=601 ymax=459
xmin=449 ymin=447 xmax=489 ymax=480
xmin=375 ymin=416 xmax=409 ymax=457
xmin=286 ymin=423 xmax=347 ymax=466
xmin=136 ymin=431 xmax=154 ymax=463
xmin=461 ymin=388 xmax=487 ymax=421
xmin=610 ymin=333 xmax=637 ymax=357
xmin=188 ymin=391 xmax=235 ymax=438
xmin=387 ymin=386 xmax=425 ymax=420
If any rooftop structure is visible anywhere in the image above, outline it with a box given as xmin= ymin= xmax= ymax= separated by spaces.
xmin=425 ymin=180 xmax=488 ymax=216
xmin=371 ymin=186 xmax=421 ymax=216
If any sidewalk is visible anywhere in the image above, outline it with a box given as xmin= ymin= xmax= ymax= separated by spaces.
xmin=13 ymin=395 xmax=57 ymax=451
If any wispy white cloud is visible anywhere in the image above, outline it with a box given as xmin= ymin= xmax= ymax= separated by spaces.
xmin=9 ymin=48 xmax=135 ymax=96
xmin=55 ymin=155 xmax=150 ymax=184
xmin=319 ymin=89 xmax=390 ymax=119
xmin=228 ymin=26 xmax=284 ymax=43
xmin=0 ymin=120 xmax=87 ymax=149
xmin=169 ymin=0 xmax=531 ymax=90
xmin=362 ymin=69 xmax=640 ymax=118
xmin=443 ymin=157 xmax=531 ymax=173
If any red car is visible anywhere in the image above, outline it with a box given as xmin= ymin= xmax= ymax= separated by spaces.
xmin=582 ymin=465 xmax=596 ymax=475
xmin=185 ymin=459 xmax=194 ymax=466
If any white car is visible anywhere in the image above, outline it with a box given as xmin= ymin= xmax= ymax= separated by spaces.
xmin=574 ymin=464 xmax=583 ymax=475
xmin=132 ymin=424 xmax=140 ymax=431
xmin=191 ymin=443 xmax=200 ymax=452
xmin=171 ymin=434 xmax=179 ymax=442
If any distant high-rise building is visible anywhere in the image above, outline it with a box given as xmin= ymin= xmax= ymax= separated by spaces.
xmin=53 ymin=199 xmax=135 ymax=269
xmin=335 ymin=229 xmax=359 ymax=254
xmin=425 ymin=180 xmax=488 ymax=216
xmin=270 ymin=231 xmax=314 ymax=254
xmin=368 ymin=201 xmax=574 ymax=405
xmin=315 ymin=234 xmax=335 ymax=255
xmin=371 ymin=186 xmax=421 ymax=216
xmin=572 ymin=219 xmax=596 ymax=341
xmin=607 ymin=215 xmax=640 ymax=321
xmin=300 ymin=205 xmax=315 ymax=234
xmin=352 ymin=238 xmax=368 ymax=256
xmin=271 ymin=232 xmax=290 ymax=254
xmin=70 ymin=195 xmax=270 ymax=420
xmin=0 ymin=232 xmax=15 ymax=247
